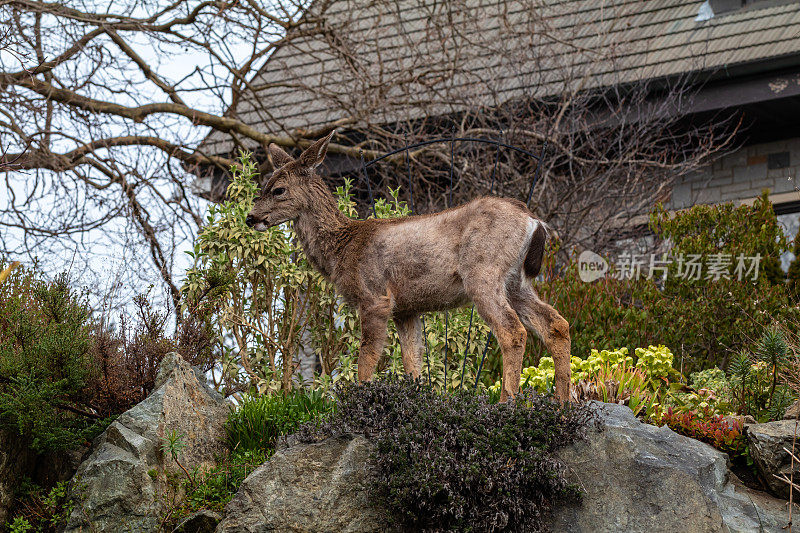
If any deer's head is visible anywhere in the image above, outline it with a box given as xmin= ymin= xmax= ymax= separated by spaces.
xmin=246 ymin=130 xmax=335 ymax=231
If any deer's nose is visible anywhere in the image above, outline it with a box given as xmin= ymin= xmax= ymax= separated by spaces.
xmin=245 ymin=215 xmax=256 ymax=227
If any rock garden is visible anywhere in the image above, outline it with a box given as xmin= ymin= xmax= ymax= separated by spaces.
xmin=2 ymin=159 xmax=800 ymax=532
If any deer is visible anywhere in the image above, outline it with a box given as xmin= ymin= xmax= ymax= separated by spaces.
xmin=245 ymin=131 xmax=572 ymax=403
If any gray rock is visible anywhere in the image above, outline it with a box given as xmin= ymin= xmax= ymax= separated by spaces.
xmin=215 ymin=403 xmax=794 ymax=533
xmin=215 ymin=434 xmax=394 ymax=533
xmin=551 ymin=403 xmax=792 ymax=532
xmin=747 ymin=418 xmax=800 ymax=499
xmin=65 ymin=353 xmax=230 ymax=533
xmin=174 ymin=509 xmax=222 ymax=533
xmin=783 ymin=400 xmax=800 ymax=420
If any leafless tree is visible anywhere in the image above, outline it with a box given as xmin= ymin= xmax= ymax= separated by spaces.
xmin=0 ymin=0 xmax=736 ymax=312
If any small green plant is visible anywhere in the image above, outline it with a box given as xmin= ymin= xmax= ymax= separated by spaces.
xmin=669 ymin=367 xmax=735 ymax=418
xmin=4 ymin=480 xmax=72 ymax=533
xmin=8 ymin=517 xmax=32 ymax=533
xmin=159 ymin=448 xmax=268 ymax=529
xmin=492 ymin=345 xmax=677 ymax=397
xmin=755 ymin=327 xmax=791 ymax=408
xmin=299 ymin=378 xmax=592 ymax=533
xmin=161 ymin=429 xmax=193 ymax=485
xmin=726 ymin=329 xmax=796 ymax=422
xmin=180 ymin=449 xmax=267 ymax=515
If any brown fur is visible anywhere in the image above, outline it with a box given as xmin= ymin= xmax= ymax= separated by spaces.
xmin=246 ymin=132 xmax=572 ymax=403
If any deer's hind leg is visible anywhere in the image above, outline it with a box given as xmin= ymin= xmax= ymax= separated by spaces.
xmin=395 ymin=313 xmax=423 ymax=378
xmin=466 ymin=286 xmax=527 ymax=403
xmin=508 ymin=283 xmax=572 ymax=404
xmin=357 ymin=296 xmax=392 ymax=382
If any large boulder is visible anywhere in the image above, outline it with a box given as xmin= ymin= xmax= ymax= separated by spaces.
xmin=552 ymin=403 xmax=789 ymax=533
xmin=747 ymin=418 xmax=800 ymax=499
xmin=64 ymin=353 xmax=229 ymax=533
xmin=216 ymin=434 xmax=393 ymax=533
xmin=215 ymin=403 xmax=792 ymax=533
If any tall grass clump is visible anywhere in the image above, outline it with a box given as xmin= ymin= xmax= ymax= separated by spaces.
xmin=225 ymin=388 xmax=334 ymax=455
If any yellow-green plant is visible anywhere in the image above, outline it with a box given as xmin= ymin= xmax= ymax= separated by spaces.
xmin=492 ymin=345 xmax=678 ymax=399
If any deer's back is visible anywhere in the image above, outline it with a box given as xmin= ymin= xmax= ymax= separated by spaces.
xmin=340 ymin=197 xmax=538 ymax=313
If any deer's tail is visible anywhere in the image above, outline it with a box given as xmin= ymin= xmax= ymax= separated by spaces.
xmin=524 ymin=220 xmax=548 ymax=278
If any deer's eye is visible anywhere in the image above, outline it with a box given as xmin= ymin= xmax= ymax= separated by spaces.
xmin=272 ymin=187 xmax=286 ymax=197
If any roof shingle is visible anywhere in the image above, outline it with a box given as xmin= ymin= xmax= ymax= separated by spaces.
xmin=199 ymin=0 xmax=800 ymax=155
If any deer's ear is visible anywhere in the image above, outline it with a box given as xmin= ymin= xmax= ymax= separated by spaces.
xmin=267 ymin=143 xmax=294 ymax=169
xmin=297 ymin=130 xmax=335 ymax=170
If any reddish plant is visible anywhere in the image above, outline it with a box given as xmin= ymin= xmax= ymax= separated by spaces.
xmin=660 ymin=407 xmax=746 ymax=458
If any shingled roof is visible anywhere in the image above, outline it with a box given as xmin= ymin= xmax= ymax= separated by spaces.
xmin=199 ymin=0 xmax=800 ymax=156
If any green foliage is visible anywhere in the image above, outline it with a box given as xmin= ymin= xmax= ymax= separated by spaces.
xmin=4 ymin=481 xmax=72 ymax=533
xmin=182 ymin=449 xmax=268 ymax=514
xmin=536 ymin=192 xmax=796 ymax=376
xmin=668 ymin=328 xmax=796 ymax=423
xmin=669 ymin=368 xmax=735 ymax=418
xmin=182 ymin=153 xmax=332 ymax=394
xmin=0 ymin=267 xmax=110 ymax=453
xmin=299 ymin=378 xmax=592 ymax=533
xmin=155 ymin=448 xmax=268 ymax=530
xmin=727 ymin=328 xmax=796 ymax=422
xmin=8 ymin=517 xmax=32 ymax=533
xmin=225 ymin=388 xmax=334 ymax=455
xmin=646 ymin=191 xmax=793 ymax=370
xmin=161 ymin=429 xmax=187 ymax=462
xmin=161 ymin=448 xmax=268 ymax=526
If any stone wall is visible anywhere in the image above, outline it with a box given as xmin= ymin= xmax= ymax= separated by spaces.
xmin=670 ymin=137 xmax=800 ymax=269
xmin=671 ymin=137 xmax=800 ymax=210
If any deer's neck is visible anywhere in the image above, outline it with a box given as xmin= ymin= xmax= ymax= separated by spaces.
xmin=293 ymin=183 xmax=351 ymax=278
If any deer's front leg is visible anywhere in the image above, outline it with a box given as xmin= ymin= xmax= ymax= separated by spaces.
xmin=357 ymin=297 xmax=391 ymax=381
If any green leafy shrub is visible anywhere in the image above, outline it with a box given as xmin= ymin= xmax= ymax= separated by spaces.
xmin=225 ymin=388 xmax=334 ymax=455
xmin=534 ymin=192 xmax=796 ymax=376
xmin=8 ymin=517 xmax=32 ymax=533
xmin=180 ymin=449 xmax=267 ymax=515
xmin=154 ymin=447 xmax=268 ymax=530
xmin=493 ymin=345 xmax=676 ymax=394
xmin=0 ymin=269 xmax=109 ymax=452
xmin=4 ymin=480 xmax=72 ymax=533
xmin=299 ymin=378 xmax=592 ymax=533
xmin=646 ymin=192 xmax=793 ymax=371
xmin=727 ymin=331 xmax=796 ymax=423
xmin=669 ymin=368 xmax=735 ymax=418
xmin=667 ymin=328 xmax=795 ymax=423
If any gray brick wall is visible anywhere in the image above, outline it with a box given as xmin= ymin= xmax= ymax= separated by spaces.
xmin=670 ymin=137 xmax=800 ymax=209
